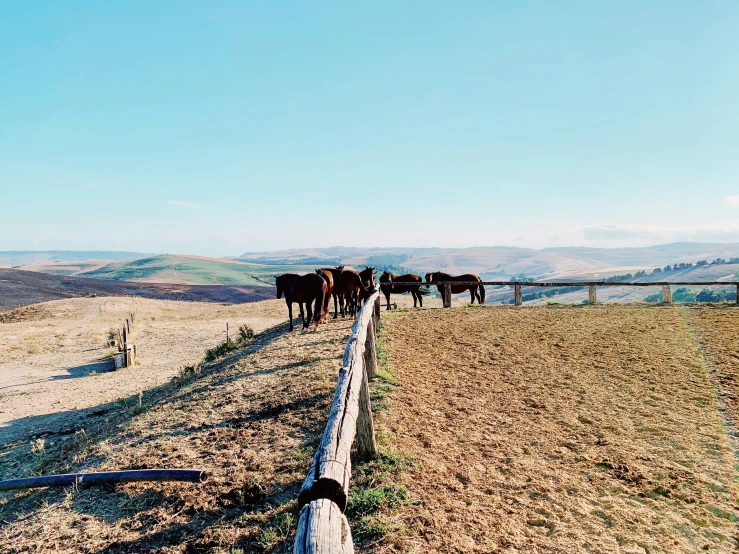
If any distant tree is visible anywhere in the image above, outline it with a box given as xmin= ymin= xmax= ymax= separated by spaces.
xmin=712 ymin=258 xmax=726 ymax=265
xmin=696 ymin=288 xmax=722 ymax=303
xmin=696 ymin=260 xmax=708 ymax=266
xmin=645 ymin=292 xmax=662 ymax=303
xmin=652 ymin=267 xmax=662 ymax=274
xmin=664 ymin=265 xmax=672 ymax=272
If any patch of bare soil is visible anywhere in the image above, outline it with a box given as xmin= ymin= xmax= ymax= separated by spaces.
xmin=0 ymin=315 xmax=355 ymax=553
xmin=376 ymin=306 xmax=738 ymax=553
xmin=0 ymin=297 xmax=288 ymax=445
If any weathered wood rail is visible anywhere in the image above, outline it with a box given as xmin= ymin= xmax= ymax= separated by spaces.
xmin=388 ymin=281 xmax=739 ymax=307
xmin=294 ymin=289 xmax=381 ymax=554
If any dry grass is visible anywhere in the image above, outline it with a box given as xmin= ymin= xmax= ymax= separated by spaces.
xmin=374 ymin=305 xmax=738 ymax=553
xmin=0 ymin=315 xmax=356 ymax=553
xmin=0 ymin=296 xmax=289 ymax=444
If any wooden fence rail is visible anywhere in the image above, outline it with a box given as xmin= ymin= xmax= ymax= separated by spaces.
xmin=294 ymin=290 xmax=381 ymax=554
xmin=384 ymin=281 xmax=739 ymax=307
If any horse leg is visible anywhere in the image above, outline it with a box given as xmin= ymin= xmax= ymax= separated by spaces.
xmin=469 ymin=288 xmax=476 ymax=304
xmin=418 ymin=289 xmax=423 ymax=308
xmin=287 ymin=301 xmax=294 ymax=331
xmin=303 ymin=302 xmax=312 ymax=333
xmin=384 ymin=291 xmax=391 ymax=310
xmin=333 ymin=293 xmax=339 ymax=319
xmin=299 ymin=303 xmax=305 ymax=323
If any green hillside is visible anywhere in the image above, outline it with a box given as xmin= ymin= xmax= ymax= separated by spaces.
xmin=79 ymin=255 xmax=322 ymax=286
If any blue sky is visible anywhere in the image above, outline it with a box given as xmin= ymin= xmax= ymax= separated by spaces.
xmin=2 ymin=1 xmax=738 ymax=256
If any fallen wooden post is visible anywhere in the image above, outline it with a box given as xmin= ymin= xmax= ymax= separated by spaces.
xmin=298 ymin=290 xmax=380 ymax=512
xmin=0 ymin=469 xmax=208 ymax=491
xmin=588 ymin=285 xmax=597 ymax=305
xmin=294 ymin=499 xmax=354 ymax=554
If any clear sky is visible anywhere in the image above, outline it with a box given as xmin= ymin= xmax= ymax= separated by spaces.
xmin=2 ymin=1 xmax=739 ymax=256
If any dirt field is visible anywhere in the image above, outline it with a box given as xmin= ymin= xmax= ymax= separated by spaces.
xmin=0 ymin=307 xmax=356 ymax=553
xmin=0 ymin=296 xmax=288 ymax=445
xmin=376 ymin=305 xmax=739 ymax=553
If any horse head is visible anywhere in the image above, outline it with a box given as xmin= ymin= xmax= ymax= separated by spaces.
xmin=275 ymin=275 xmax=286 ymax=299
xmin=380 ymin=271 xmax=392 ymax=283
xmin=335 ymin=265 xmax=345 ymax=271
xmin=425 ymin=272 xmax=435 ymax=284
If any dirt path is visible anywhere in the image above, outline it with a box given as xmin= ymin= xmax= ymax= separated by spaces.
xmin=0 ymin=297 xmax=289 ymax=444
xmin=377 ymin=305 xmax=738 ymax=553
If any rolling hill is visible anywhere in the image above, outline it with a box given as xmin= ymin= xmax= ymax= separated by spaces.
xmin=0 ymin=250 xmax=150 ymax=268
xmin=238 ymin=243 xmax=739 ymax=279
xmin=76 ymin=255 xmax=321 ymax=287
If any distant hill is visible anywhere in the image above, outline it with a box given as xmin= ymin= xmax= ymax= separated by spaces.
xmin=71 ymin=255 xmax=324 ymax=287
xmin=0 ymin=268 xmax=275 ymax=311
xmin=239 ymin=243 xmax=739 ymax=280
xmin=0 ymin=250 xmax=151 ymax=267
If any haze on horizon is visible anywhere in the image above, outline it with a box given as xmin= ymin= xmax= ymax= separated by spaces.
xmin=2 ymin=1 xmax=739 ymax=257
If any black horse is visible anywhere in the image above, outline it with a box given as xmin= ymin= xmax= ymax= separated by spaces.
xmin=275 ymin=273 xmax=327 ymax=331
xmin=379 ymin=272 xmax=424 ymax=310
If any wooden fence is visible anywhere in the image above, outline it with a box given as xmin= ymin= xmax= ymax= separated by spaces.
xmin=386 ymin=281 xmax=739 ymax=307
xmin=294 ymin=289 xmax=381 ymax=553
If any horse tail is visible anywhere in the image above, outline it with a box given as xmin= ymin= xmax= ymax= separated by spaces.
xmin=355 ymin=272 xmax=370 ymax=297
xmin=479 ymin=283 xmax=486 ymax=304
xmin=314 ymin=282 xmax=326 ymax=328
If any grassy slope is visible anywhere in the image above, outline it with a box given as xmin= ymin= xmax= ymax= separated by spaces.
xmin=79 ymin=255 xmax=322 ymax=286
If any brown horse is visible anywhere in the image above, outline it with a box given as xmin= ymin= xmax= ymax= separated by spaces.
xmin=315 ymin=269 xmax=334 ymax=318
xmin=321 ymin=267 xmax=346 ymax=318
xmin=359 ymin=267 xmax=376 ymax=289
xmin=425 ymin=271 xmax=485 ymax=304
xmin=379 ymin=272 xmax=424 ymax=310
xmin=336 ymin=268 xmax=373 ymax=317
xmin=275 ymin=273 xmax=327 ymax=331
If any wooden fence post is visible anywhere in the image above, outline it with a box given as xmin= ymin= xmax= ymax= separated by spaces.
xmin=374 ymin=296 xmax=380 ymax=334
xmin=662 ymin=285 xmax=672 ymax=304
xmin=442 ymin=284 xmax=451 ymax=308
xmin=356 ymin=367 xmax=377 ymax=461
xmin=514 ymin=284 xmax=522 ymax=306
xmin=588 ymin=285 xmax=597 ymax=305
xmin=364 ymin=321 xmax=377 ymax=380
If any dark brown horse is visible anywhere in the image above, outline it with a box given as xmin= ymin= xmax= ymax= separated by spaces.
xmin=336 ymin=268 xmax=373 ymax=317
xmin=359 ymin=267 xmax=376 ymax=289
xmin=379 ymin=272 xmax=424 ymax=310
xmin=315 ymin=269 xmax=334 ymax=319
xmin=275 ymin=273 xmax=327 ymax=331
xmin=321 ymin=267 xmax=346 ymax=318
xmin=425 ymin=271 xmax=485 ymax=304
